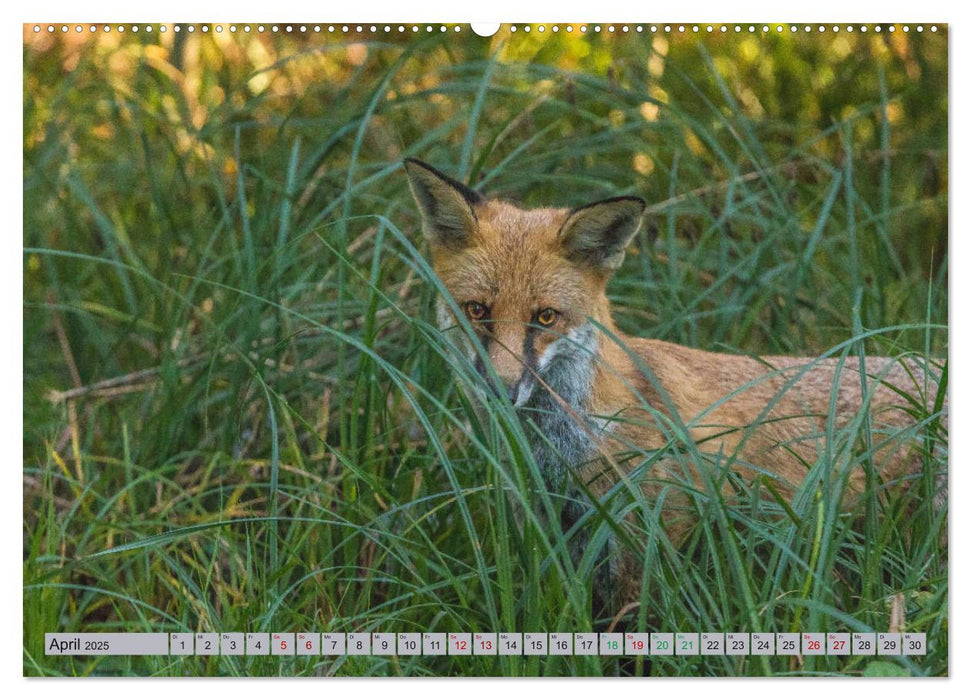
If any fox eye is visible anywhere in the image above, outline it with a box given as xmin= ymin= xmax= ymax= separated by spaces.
xmin=465 ymin=301 xmax=489 ymax=321
xmin=536 ymin=308 xmax=559 ymax=327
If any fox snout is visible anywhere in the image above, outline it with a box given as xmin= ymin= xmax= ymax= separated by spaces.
xmin=487 ymin=374 xmax=523 ymax=404
xmin=491 ymin=372 xmax=537 ymax=408
xmin=492 ymin=372 xmax=536 ymax=407
xmin=486 ymin=334 xmax=536 ymax=406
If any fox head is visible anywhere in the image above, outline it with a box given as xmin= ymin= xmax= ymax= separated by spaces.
xmin=404 ymin=158 xmax=645 ymax=407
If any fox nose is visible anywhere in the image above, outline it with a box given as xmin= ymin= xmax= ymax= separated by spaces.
xmin=487 ymin=373 xmax=522 ymax=404
xmin=503 ymin=380 xmax=519 ymax=403
xmin=486 ymin=375 xmax=517 ymax=402
xmin=489 ymin=328 xmax=527 ymax=403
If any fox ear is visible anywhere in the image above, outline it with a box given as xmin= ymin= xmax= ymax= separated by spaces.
xmin=558 ymin=196 xmax=646 ymax=272
xmin=403 ymin=158 xmax=483 ymax=250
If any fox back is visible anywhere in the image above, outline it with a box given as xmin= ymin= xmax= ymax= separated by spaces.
xmin=403 ymin=157 xmax=947 ymax=608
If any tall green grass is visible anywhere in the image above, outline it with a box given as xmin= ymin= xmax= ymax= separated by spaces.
xmin=24 ymin=28 xmax=946 ymax=676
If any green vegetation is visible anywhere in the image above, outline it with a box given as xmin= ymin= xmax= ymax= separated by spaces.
xmin=24 ymin=24 xmax=947 ymax=676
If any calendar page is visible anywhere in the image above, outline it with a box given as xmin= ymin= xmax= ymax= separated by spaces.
xmin=23 ymin=19 xmax=948 ymax=678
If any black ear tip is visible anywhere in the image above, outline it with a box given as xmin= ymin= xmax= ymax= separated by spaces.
xmin=402 ymin=159 xmax=484 ymax=207
xmin=617 ymin=196 xmax=647 ymax=211
xmin=570 ymin=195 xmax=647 ymax=217
xmin=403 ymin=157 xmax=426 ymax=172
xmin=612 ymin=196 xmax=646 ymax=218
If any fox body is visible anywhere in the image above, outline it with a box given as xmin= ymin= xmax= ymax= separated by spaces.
xmin=404 ymin=158 xmax=946 ymax=606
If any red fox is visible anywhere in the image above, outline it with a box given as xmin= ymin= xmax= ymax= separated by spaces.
xmin=403 ymin=157 xmax=947 ymax=608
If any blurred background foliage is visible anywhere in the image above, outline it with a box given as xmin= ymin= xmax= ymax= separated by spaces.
xmin=24 ymin=24 xmax=947 ymax=676
xmin=23 ymin=24 xmax=948 ymax=455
